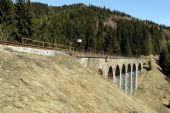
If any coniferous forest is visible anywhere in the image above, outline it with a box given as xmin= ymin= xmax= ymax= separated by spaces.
xmin=159 ymin=42 xmax=170 ymax=75
xmin=0 ymin=1 xmax=170 ymax=58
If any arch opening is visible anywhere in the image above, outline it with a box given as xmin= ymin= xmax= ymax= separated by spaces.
xmin=121 ymin=64 xmax=126 ymax=90
xmin=127 ymin=64 xmax=131 ymax=93
xmin=108 ymin=67 xmax=113 ymax=79
xmin=115 ymin=65 xmax=120 ymax=86
xmin=98 ymin=69 xmax=103 ymax=75
xmin=132 ymin=64 xmax=137 ymax=94
xmin=138 ymin=63 xmax=142 ymax=77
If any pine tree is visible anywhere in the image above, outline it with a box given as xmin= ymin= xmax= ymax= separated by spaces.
xmin=26 ymin=0 xmax=33 ymax=37
xmin=15 ymin=0 xmax=33 ymax=41
xmin=0 ymin=0 xmax=13 ymax=25
xmin=0 ymin=0 xmax=14 ymax=40
xmin=113 ymin=36 xmax=121 ymax=54
xmin=159 ymin=42 xmax=170 ymax=75
xmin=96 ymin=20 xmax=104 ymax=53
xmin=148 ymin=35 xmax=153 ymax=54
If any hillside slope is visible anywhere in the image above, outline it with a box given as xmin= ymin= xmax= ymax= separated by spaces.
xmin=135 ymin=59 xmax=170 ymax=113
xmin=0 ymin=51 xmax=157 ymax=113
xmin=31 ymin=3 xmax=170 ymax=56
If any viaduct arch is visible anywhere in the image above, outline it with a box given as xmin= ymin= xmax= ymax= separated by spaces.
xmin=79 ymin=57 xmax=145 ymax=95
xmin=108 ymin=66 xmax=113 ymax=79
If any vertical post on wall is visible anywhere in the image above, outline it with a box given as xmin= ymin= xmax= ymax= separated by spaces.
xmin=141 ymin=63 xmax=143 ymax=75
xmin=113 ymin=68 xmax=115 ymax=84
xmin=125 ymin=66 xmax=128 ymax=93
xmin=104 ymin=63 xmax=107 ymax=77
xmin=130 ymin=67 xmax=133 ymax=95
xmin=135 ymin=65 xmax=138 ymax=91
xmin=119 ymin=68 xmax=122 ymax=88
xmin=43 ymin=42 xmax=44 ymax=48
xmin=33 ymin=40 xmax=35 ymax=46
xmin=114 ymin=66 xmax=117 ymax=85
xmin=49 ymin=43 xmax=50 ymax=48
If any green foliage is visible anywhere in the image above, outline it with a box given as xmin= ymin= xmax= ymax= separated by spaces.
xmin=0 ymin=0 xmax=33 ymax=41
xmin=0 ymin=25 xmax=5 ymax=37
xmin=0 ymin=0 xmax=14 ymax=25
xmin=31 ymin=3 xmax=167 ymax=56
xmin=0 ymin=2 xmax=170 ymax=57
xmin=15 ymin=0 xmax=33 ymax=41
xmin=0 ymin=0 xmax=15 ymax=40
xmin=159 ymin=42 xmax=170 ymax=75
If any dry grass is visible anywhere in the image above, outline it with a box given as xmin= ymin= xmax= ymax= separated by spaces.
xmin=0 ymin=51 xmax=157 ymax=113
xmin=135 ymin=59 xmax=170 ymax=113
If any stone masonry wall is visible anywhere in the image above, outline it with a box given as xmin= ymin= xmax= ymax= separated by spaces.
xmin=0 ymin=44 xmax=68 ymax=56
xmin=79 ymin=57 xmax=145 ymax=95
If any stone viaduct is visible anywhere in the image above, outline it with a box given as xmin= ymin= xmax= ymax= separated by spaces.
xmin=78 ymin=57 xmax=146 ymax=95
xmin=0 ymin=43 xmax=147 ymax=95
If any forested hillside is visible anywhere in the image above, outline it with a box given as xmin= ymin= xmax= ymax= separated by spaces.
xmin=1 ymin=1 xmax=170 ymax=56
xmin=159 ymin=42 xmax=170 ymax=76
xmin=31 ymin=3 xmax=170 ymax=56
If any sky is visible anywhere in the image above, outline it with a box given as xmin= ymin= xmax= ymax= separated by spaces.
xmin=31 ymin=0 xmax=170 ymax=26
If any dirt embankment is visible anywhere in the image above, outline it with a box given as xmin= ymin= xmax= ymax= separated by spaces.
xmin=0 ymin=51 xmax=157 ymax=113
xmin=135 ymin=59 xmax=170 ymax=113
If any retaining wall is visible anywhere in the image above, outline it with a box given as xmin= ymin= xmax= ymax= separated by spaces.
xmin=0 ymin=44 xmax=67 ymax=56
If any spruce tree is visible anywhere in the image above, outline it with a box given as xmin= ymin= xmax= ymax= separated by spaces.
xmin=0 ymin=0 xmax=14 ymax=40
xmin=15 ymin=0 xmax=33 ymax=41
xmin=0 ymin=0 xmax=13 ymax=25
xmin=113 ymin=36 xmax=121 ymax=54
